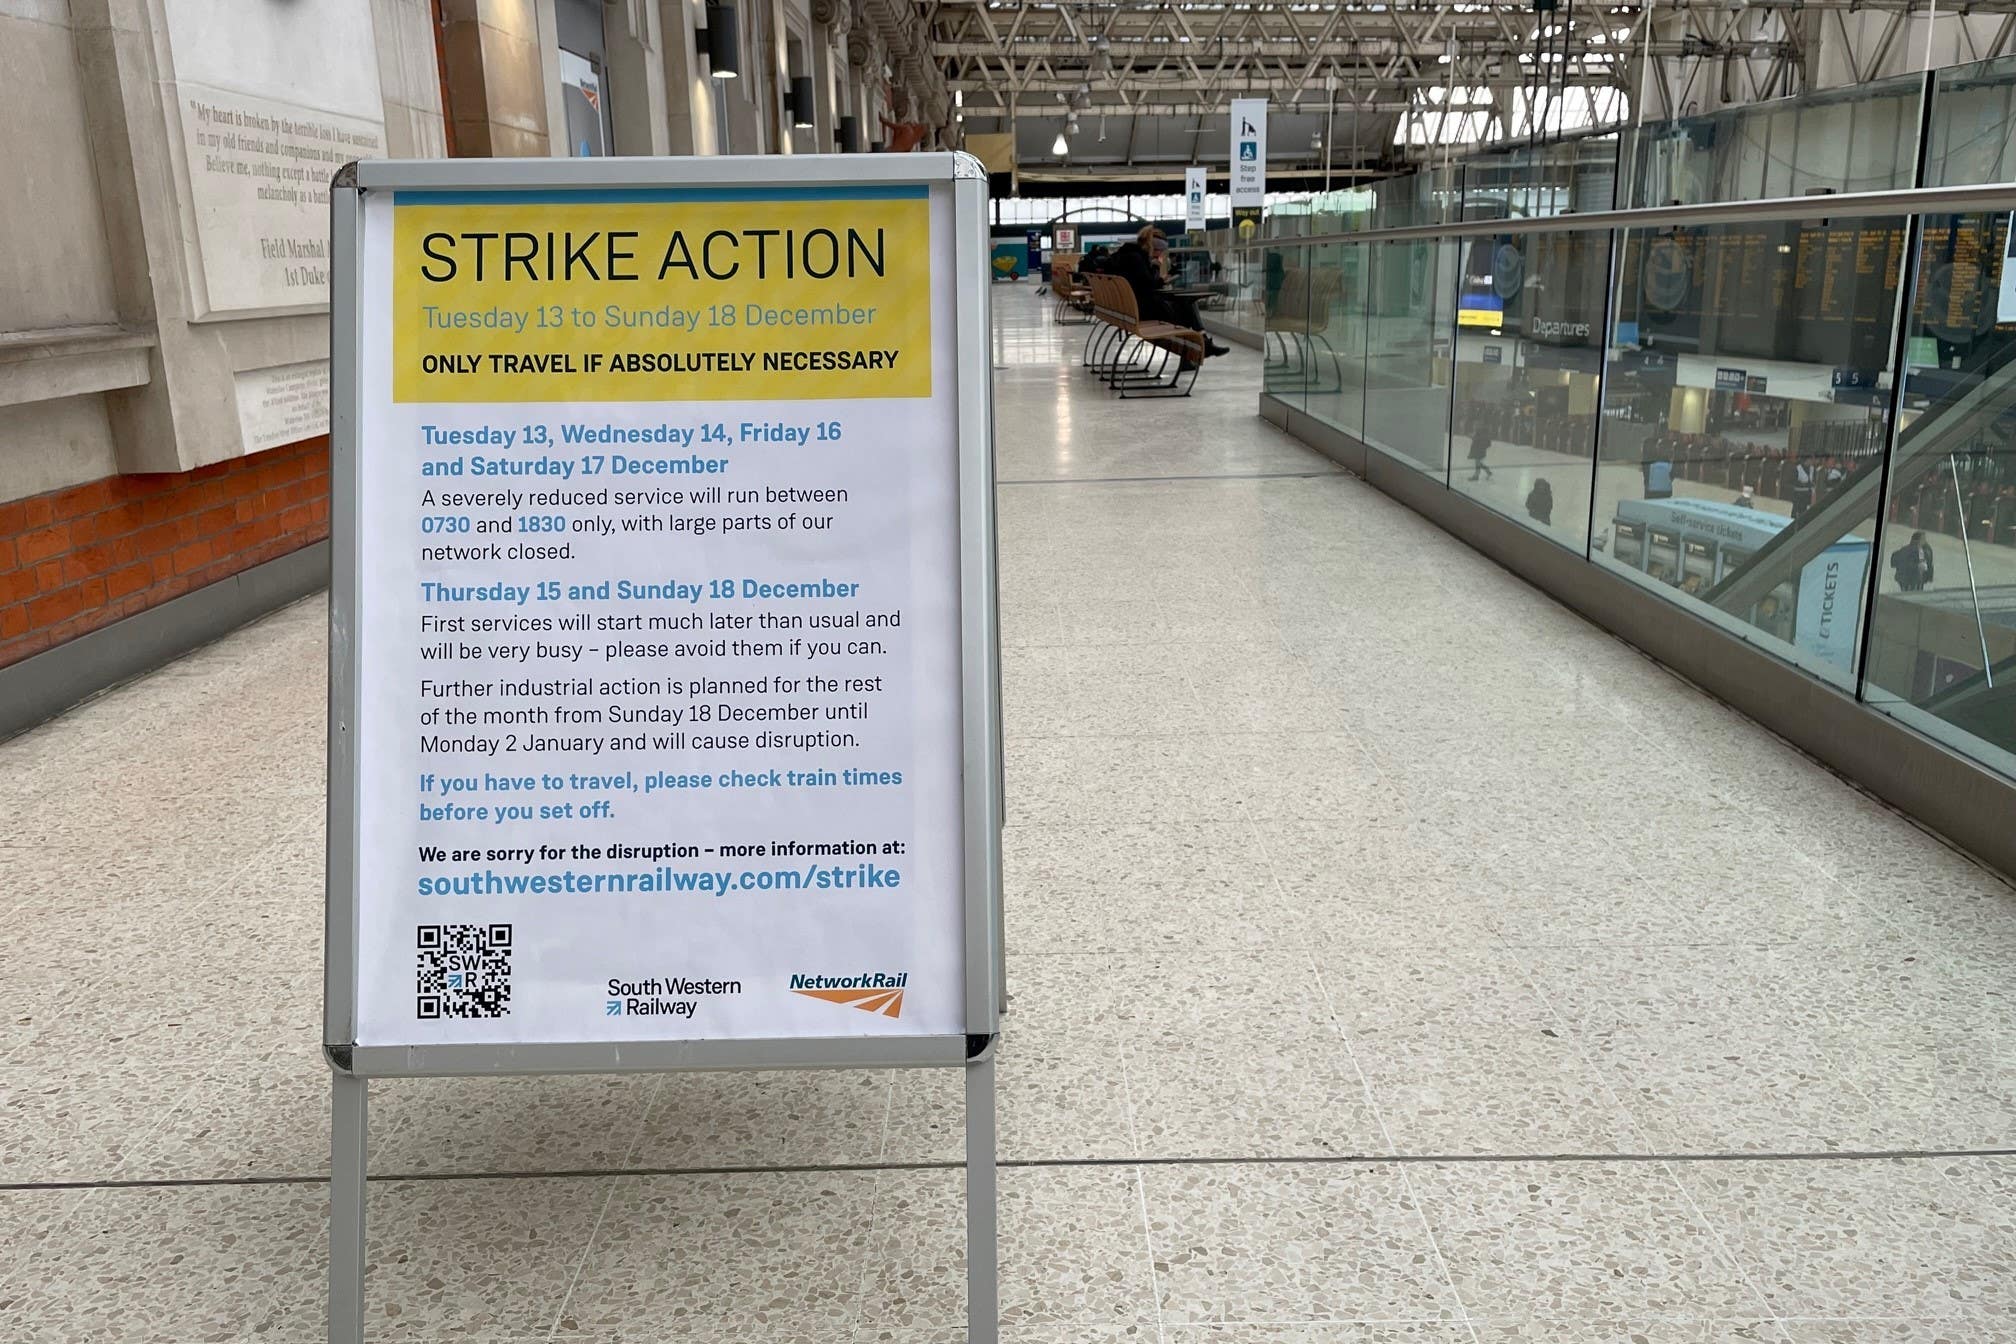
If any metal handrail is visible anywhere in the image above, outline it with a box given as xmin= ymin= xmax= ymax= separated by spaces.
xmin=1228 ymin=181 xmax=2016 ymax=248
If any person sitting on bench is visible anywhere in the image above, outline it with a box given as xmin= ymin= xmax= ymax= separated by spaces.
xmin=1108 ymin=227 xmax=1229 ymax=359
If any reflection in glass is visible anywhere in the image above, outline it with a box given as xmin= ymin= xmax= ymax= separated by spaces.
xmin=1300 ymin=242 xmax=1370 ymax=440
xmin=1370 ymin=165 xmax=1460 ymax=229
xmin=1198 ymin=235 xmax=1266 ymax=339
xmin=1461 ymin=134 xmax=1618 ymax=222
xmin=1450 ymin=229 xmax=1609 ymax=549
xmin=1862 ymin=210 xmax=2016 ymax=777
xmin=1243 ymin=53 xmax=2016 ymax=790
xmin=1594 ymin=216 xmax=1907 ymax=688
xmin=1923 ymin=55 xmax=2016 ymax=187
xmin=1622 ymin=77 xmax=1920 ymax=209
xmin=1261 ymin=245 xmax=1312 ymax=403
xmin=1362 ymin=239 xmax=1458 ymax=474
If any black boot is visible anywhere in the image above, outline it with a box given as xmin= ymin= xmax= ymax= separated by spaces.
xmin=1205 ymin=338 xmax=1231 ymax=358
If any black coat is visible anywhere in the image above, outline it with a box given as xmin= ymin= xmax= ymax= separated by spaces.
xmin=1526 ymin=480 xmax=1554 ymax=521
xmin=1106 ymin=242 xmax=1166 ymax=309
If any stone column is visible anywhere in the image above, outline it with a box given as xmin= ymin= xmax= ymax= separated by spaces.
xmin=437 ymin=0 xmax=552 ymax=156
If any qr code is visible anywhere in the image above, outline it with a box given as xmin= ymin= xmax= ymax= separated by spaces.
xmin=416 ymin=924 xmax=513 ymax=1020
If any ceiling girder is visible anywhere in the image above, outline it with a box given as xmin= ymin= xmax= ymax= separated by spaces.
xmin=924 ymin=0 xmax=2016 ymax=165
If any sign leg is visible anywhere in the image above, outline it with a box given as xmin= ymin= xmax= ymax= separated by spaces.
xmin=329 ymin=1070 xmax=368 ymax=1344
xmin=965 ymin=1052 xmax=999 ymax=1344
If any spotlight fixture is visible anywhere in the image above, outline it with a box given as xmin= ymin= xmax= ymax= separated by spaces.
xmin=702 ymin=4 xmax=740 ymax=79
xmin=1052 ymin=130 xmax=1070 ymax=155
xmin=837 ymin=114 xmax=861 ymax=152
xmin=789 ymin=76 xmax=815 ymax=127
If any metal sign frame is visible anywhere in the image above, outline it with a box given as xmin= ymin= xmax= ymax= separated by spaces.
xmin=324 ymin=153 xmax=1002 ymax=1343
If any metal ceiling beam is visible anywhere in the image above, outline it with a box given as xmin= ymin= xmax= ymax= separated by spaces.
xmin=930 ymin=0 xmax=2016 ymax=163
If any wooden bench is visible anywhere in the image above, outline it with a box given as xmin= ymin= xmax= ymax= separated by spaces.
xmin=1081 ymin=273 xmax=1206 ymax=398
xmin=1049 ymin=253 xmax=1093 ymax=324
xmin=1263 ymin=265 xmax=1345 ymax=392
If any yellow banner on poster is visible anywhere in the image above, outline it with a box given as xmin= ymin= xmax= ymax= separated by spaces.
xmin=391 ymin=189 xmax=932 ymax=402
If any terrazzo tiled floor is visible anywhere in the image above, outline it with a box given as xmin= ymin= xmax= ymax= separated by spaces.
xmin=4 ymin=287 xmax=2016 ymax=1342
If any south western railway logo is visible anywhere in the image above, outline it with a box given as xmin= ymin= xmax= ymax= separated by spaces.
xmin=790 ymin=971 xmax=908 ymax=1018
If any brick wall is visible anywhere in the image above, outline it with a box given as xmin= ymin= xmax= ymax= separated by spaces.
xmin=0 ymin=438 xmax=330 ymax=669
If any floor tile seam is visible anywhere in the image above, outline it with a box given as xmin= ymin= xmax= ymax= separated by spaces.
xmin=543 ymin=1170 xmax=623 ymax=1342
xmin=1299 ymin=941 xmax=1480 ymax=1339
xmin=1157 ymin=1311 xmax=1479 ymax=1328
xmin=11 ymin=1145 xmax=2016 ymax=1197
xmin=146 ymin=1061 xmax=425 ymax=1191
xmin=1394 ymin=1163 xmax=1484 ymax=1344
xmin=1109 ymin=985 xmax=1149 ymax=1161
xmin=1249 ymin=822 xmax=1411 ymax=1168
xmin=1131 ymin=1166 xmax=1169 ymax=1344
xmin=0 ymin=1184 xmax=105 ymax=1298
xmin=857 ymin=1068 xmax=905 ymax=1309
xmin=1653 ymin=1155 xmax=1796 ymax=1330
xmin=601 ymin=1073 xmax=669 ymax=1178
xmin=1610 ymin=665 xmax=2014 ymax=903
xmin=1158 ymin=607 xmax=1210 ymax=707
xmin=849 ymin=1163 xmax=883 ymax=1315
xmin=1445 ymin=1312 xmax=1797 ymax=1324
xmin=1594 ymin=844 xmax=1817 ymax=948
xmin=1274 ymin=843 xmax=1488 ymax=1336
xmin=873 ymin=1065 xmax=899 ymax=1164
xmin=1764 ymin=1020 xmax=1951 ymax=1148
xmin=37 ymin=1039 xmax=224 ymax=1189
xmin=1500 ymin=945 xmax=1668 ymax=1158
xmin=0 ymin=1183 xmax=71 ymax=1299
xmin=1599 ymin=841 xmax=1925 ymax=981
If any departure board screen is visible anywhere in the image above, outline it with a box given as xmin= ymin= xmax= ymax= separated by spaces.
xmin=1627 ymin=219 xmax=1906 ymax=371
xmin=1914 ymin=213 xmax=2013 ymax=346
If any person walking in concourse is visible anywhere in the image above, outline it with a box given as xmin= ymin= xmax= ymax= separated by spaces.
xmin=1891 ymin=529 xmax=1936 ymax=592
xmin=1468 ymin=430 xmax=1494 ymax=481
xmin=1526 ymin=477 xmax=1554 ymax=526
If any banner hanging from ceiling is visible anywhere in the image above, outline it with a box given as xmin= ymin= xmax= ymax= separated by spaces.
xmin=1230 ymin=99 xmax=1267 ymax=239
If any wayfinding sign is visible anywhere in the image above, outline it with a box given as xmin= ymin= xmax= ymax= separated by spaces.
xmin=326 ymin=153 xmax=1001 ymax=1343
xmin=1230 ymin=98 xmax=1267 ymax=238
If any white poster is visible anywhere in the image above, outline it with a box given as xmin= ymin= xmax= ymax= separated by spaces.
xmin=1185 ymin=166 xmax=1208 ymax=231
xmin=349 ymin=182 xmax=966 ymax=1047
xmin=1230 ymin=98 xmax=1268 ymax=237
xmin=1054 ymin=225 xmax=1078 ymax=252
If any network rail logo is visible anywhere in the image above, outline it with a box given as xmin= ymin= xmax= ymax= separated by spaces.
xmin=789 ymin=971 xmax=909 ymax=1018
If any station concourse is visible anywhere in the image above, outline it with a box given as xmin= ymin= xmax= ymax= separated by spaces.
xmin=2 ymin=286 xmax=2013 ymax=1341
